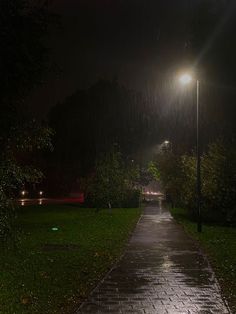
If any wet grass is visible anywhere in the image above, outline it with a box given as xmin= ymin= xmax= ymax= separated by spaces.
xmin=170 ymin=207 xmax=236 ymax=313
xmin=0 ymin=205 xmax=141 ymax=314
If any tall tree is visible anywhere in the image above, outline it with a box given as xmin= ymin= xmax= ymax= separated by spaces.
xmin=0 ymin=0 xmax=53 ymax=241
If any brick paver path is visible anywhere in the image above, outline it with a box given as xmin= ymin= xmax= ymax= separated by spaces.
xmin=76 ymin=204 xmax=230 ymax=314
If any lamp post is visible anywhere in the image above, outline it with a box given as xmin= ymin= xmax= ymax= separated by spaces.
xmin=179 ymin=73 xmax=202 ymax=233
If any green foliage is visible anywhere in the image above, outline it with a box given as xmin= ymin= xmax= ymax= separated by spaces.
xmin=0 ymin=122 xmax=52 ymax=198
xmin=151 ymin=151 xmax=185 ymax=207
xmin=202 ymin=140 xmax=236 ymax=222
xmin=180 ymin=140 xmax=236 ymax=222
xmin=88 ymin=148 xmax=140 ymax=209
xmin=0 ymin=122 xmax=53 ymax=242
xmin=180 ymin=154 xmax=196 ymax=212
xmin=153 ymin=140 xmax=236 ymax=223
xmin=147 ymin=161 xmax=160 ymax=181
xmin=11 ymin=122 xmax=54 ymax=152
xmin=90 ymin=149 xmax=125 ymax=208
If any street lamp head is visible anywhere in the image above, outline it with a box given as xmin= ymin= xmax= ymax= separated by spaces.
xmin=179 ymin=73 xmax=192 ymax=85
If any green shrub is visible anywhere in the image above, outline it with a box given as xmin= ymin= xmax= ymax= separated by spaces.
xmin=88 ymin=148 xmax=140 ymax=209
xmin=152 ymin=139 xmax=236 ymax=224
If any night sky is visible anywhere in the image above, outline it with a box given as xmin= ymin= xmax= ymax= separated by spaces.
xmin=27 ymin=0 xmax=236 ymax=117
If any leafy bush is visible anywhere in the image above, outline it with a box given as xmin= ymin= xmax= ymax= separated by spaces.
xmin=150 ymin=151 xmax=185 ymax=207
xmin=87 ymin=148 xmax=140 ymax=209
xmin=0 ymin=124 xmax=53 ymax=242
xmin=180 ymin=140 xmax=236 ymax=223
xmin=202 ymin=141 xmax=236 ymax=222
xmin=152 ymin=139 xmax=236 ymax=223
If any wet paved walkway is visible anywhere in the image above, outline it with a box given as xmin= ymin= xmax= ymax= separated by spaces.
xmin=76 ymin=204 xmax=230 ymax=314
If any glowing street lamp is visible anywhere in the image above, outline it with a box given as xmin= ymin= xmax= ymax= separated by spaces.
xmin=179 ymin=73 xmax=192 ymax=85
xmin=179 ymin=72 xmax=202 ymax=233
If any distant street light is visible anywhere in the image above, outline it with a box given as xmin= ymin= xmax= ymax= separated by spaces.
xmin=162 ymin=140 xmax=172 ymax=152
xmin=179 ymin=73 xmax=202 ymax=233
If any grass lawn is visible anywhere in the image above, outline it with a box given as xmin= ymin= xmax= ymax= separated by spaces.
xmin=170 ymin=207 xmax=236 ymax=313
xmin=0 ymin=205 xmax=141 ymax=314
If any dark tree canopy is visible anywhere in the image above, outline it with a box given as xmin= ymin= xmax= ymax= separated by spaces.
xmin=0 ymin=0 xmax=53 ymax=240
xmin=0 ymin=0 xmax=53 ymax=148
xmin=49 ymin=79 xmax=160 ymax=178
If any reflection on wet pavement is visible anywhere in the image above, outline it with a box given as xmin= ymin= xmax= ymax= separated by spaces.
xmin=77 ymin=204 xmax=230 ymax=314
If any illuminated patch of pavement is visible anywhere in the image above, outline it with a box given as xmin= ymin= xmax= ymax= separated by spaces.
xmin=76 ymin=205 xmax=231 ymax=314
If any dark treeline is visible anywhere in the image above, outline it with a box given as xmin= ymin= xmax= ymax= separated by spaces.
xmin=46 ymin=1 xmax=236 ymax=195
xmin=47 ymin=79 xmax=161 ymax=194
xmin=46 ymin=75 xmax=236 ymax=195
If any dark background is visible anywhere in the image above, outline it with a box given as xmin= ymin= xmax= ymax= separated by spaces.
xmin=27 ymin=0 xmax=236 ymax=118
xmin=22 ymin=0 xmax=236 ymax=194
